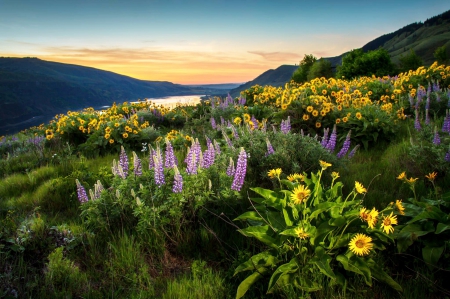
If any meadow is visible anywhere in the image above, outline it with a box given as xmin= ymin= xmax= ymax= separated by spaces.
xmin=0 ymin=61 xmax=450 ymax=298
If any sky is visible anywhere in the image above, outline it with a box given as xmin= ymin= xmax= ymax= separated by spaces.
xmin=0 ymin=0 xmax=449 ymax=84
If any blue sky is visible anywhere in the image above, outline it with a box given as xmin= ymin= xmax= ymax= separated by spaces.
xmin=0 ymin=0 xmax=449 ymax=84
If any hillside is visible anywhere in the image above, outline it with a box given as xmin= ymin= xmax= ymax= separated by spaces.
xmin=229 ymin=65 xmax=298 ymax=97
xmin=0 ymin=57 xmax=203 ymax=134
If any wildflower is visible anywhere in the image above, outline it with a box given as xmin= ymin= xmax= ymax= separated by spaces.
xmin=294 ymin=227 xmax=309 ymax=239
xmin=381 ymin=212 xmax=398 ymax=234
xmin=432 ymin=131 xmax=441 ymax=145
xmin=213 ymin=139 xmax=221 ymax=155
xmin=356 ymin=112 xmax=362 ymax=120
xmin=164 ymin=139 xmax=177 ymax=168
xmin=119 ymin=146 xmax=129 ymax=178
xmin=172 ymin=166 xmax=183 ymax=193
xmin=315 ymin=122 xmax=321 ymax=128
xmin=153 ymin=150 xmax=165 ymax=187
xmin=326 ymin=125 xmax=337 ymax=152
xmin=367 ymin=208 xmax=379 ymax=229
xmin=319 ymin=160 xmax=332 ymax=170
xmin=355 ymin=181 xmax=367 ymax=194
xmin=265 ymin=138 xmax=275 ymax=156
xmin=226 ymin=157 xmax=235 ymax=176
xmin=359 ymin=207 xmax=369 ymax=222
xmin=210 ymin=118 xmax=217 ymax=130
xmin=395 ymin=199 xmax=405 ymax=215
xmin=306 ymin=105 xmax=314 ymax=112
xmin=185 ymin=145 xmax=197 ymax=175
xmin=406 ymin=177 xmax=418 ymax=184
xmin=280 ymin=116 xmax=291 ymax=134
xmin=231 ymin=147 xmax=247 ymax=191
xmin=337 ymin=130 xmax=351 ymax=158
xmin=312 ymin=110 xmax=319 ymax=117
xmin=321 ymin=128 xmax=329 ymax=147
xmin=303 ymin=114 xmax=309 ymax=121
xmin=425 ymin=172 xmax=437 ymax=181
xmin=349 ymin=233 xmax=373 ymax=256
xmin=414 ymin=109 xmax=421 ymax=131
xmin=331 ymin=172 xmax=340 ymax=180
xmin=290 ymin=185 xmax=311 ymax=204
xmin=267 ymin=168 xmax=282 ymax=179
xmin=287 ymin=173 xmax=304 ymax=182
xmin=397 ymin=171 xmax=406 ymax=180
xmin=76 ymin=179 xmax=89 ymax=204
xmin=132 ymin=151 xmax=142 ymax=176
xmin=348 ymin=144 xmax=359 ymax=158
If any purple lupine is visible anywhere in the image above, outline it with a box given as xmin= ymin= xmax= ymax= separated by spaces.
xmin=265 ymin=138 xmax=275 ymax=156
xmin=226 ymin=157 xmax=235 ymax=176
xmin=119 ymin=146 xmax=129 ymax=178
xmin=202 ymin=141 xmax=215 ymax=169
xmin=211 ymin=118 xmax=217 ymax=130
xmin=433 ymin=130 xmax=441 ymax=145
xmin=148 ymin=146 xmax=155 ymax=170
xmin=445 ymin=149 xmax=450 ymax=162
xmin=250 ymin=115 xmax=258 ymax=130
xmin=321 ymin=128 xmax=329 ymax=148
xmin=133 ymin=151 xmax=142 ymax=176
xmin=425 ymin=97 xmax=430 ymax=110
xmin=185 ymin=145 xmax=198 ymax=175
xmin=442 ymin=112 xmax=450 ymax=133
xmin=220 ymin=116 xmax=225 ymax=126
xmin=414 ymin=109 xmax=421 ymax=131
xmin=280 ymin=116 xmax=291 ymax=134
xmin=238 ymin=96 xmax=246 ymax=106
xmin=447 ymin=90 xmax=450 ymax=107
xmin=153 ymin=147 xmax=165 ymax=187
xmin=231 ymin=125 xmax=240 ymax=139
xmin=213 ymin=139 xmax=221 ymax=155
xmin=164 ymin=139 xmax=177 ymax=168
xmin=172 ymin=166 xmax=183 ymax=193
xmin=337 ymin=130 xmax=351 ymax=158
xmin=348 ymin=145 xmax=360 ymax=159
xmin=326 ymin=125 xmax=337 ymax=152
xmin=76 ymin=179 xmax=89 ymax=204
xmin=222 ymin=131 xmax=234 ymax=149
xmin=93 ymin=180 xmax=104 ymax=200
xmin=231 ymin=148 xmax=247 ymax=191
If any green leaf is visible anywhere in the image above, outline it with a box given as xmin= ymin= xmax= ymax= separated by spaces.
xmin=266 ymin=210 xmax=286 ymax=231
xmin=422 ymin=245 xmax=444 ymax=267
xmin=250 ymin=187 xmax=284 ymax=210
xmin=336 ymin=254 xmax=372 ymax=286
xmin=329 ymin=216 xmax=346 ymax=227
xmin=407 ymin=205 xmax=448 ymax=223
xmin=309 ymin=202 xmax=335 ymax=220
xmin=310 ymin=246 xmax=336 ymax=280
xmin=435 ymin=223 xmax=450 ymax=234
xmin=236 ymin=267 xmax=269 ymax=299
xmin=238 ymin=225 xmax=279 ymax=249
xmin=366 ymin=259 xmax=403 ymax=292
xmin=267 ymin=258 xmax=299 ymax=293
xmin=396 ymin=223 xmax=434 ymax=253
xmin=234 ymin=211 xmax=264 ymax=222
xmin=310 ymin=222 xmax=333 ymax=246
xmin=282 ymin=207 xmax=294 ymax=227
xmin=234 ymin=251 xmax=280 ymax=275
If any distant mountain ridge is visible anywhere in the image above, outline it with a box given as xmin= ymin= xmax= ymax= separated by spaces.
xmin=0 ymin=57 xmax=207 ymax=134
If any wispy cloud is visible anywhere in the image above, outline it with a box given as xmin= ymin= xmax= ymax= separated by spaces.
xmin=248 ymin=51 xmax=302 ymax=61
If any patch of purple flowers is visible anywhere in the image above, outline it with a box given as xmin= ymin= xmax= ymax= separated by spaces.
xmin=231 ymin=148 xmax=247 ymax=191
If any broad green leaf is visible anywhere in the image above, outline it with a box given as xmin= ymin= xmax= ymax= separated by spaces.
xmin=435 ymin=223 xmax=450 ymax=234
xmin=250 ymin=187 xmax=284 ymax=210
xmin=238 ymin=226 xmax=279 ymax=249
xmin=396 ymin=223 xmax=434 ymax=252
xmin=366 ymin=259 xmax=403 ymax=292
xmin=234 ymin=251 xmax=280 ymax=275
xmin=266 ymin=210 xmax=286 ymax=231
xmin=336 ymin=254 xmax=372 ymax=286
xmin=330 ymin=206 xmax=342 ymax=218
xmin=282 ymin=207 xmax=294 ymax=227
xmin=310 ymin=246 xmax=336 ymax=280
xmin=294 ymin=276 xmax=322 ymax=292
xmin=234 ymin=211 xmax=264 ymax=222
xmin=407 ymin=205 xmax=447 ymax=223
xmin=236 ymin=267 xmax=269 ymax=299
xmin=267 ymin=258 xmax=299 ymax=293
xmin=422 ymin=245 xmax=444 ymax=267
xmin=309 ymin=202 xmax=335 ymax=220
xmin=329 ymin=216 xmax=346 ymax=227
xmin=329 ymin=233 xmax=352 ymax=249
xmin=310 ymin=222 xmax=333 ymax=246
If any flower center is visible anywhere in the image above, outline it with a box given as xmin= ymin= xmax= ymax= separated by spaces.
xmin=355 ymin=240 xmax=365 ymax=248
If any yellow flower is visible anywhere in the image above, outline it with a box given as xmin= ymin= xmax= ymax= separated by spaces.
xmin=367 ymin=208 xmax=379 ymax=229
xmin=294 ymin=227 xmax=309 ymax=240
xmin=359 ymin=207 xmax=370 ymax=222
xmin=287 ymin=173 xmax=304 ymax=182
xmin=306 ymin=105 xmax=314 ymax=112
xmin=122 ymin=133 xmax=128 ymax=139
xmin=281 ymin=104 xmax=288 ymax=110
xmin=396 ymin=171 xmax=406 ymax=180
xmin=319 ymin=160 xmax=332 ymax=170
xmin=185 ymin=135 xmax=192 ymax=141
xmin=356 ymin=112 xmax=362 ymax=120
xmin=290 ymin=185 xmax=311 ymax=204
xmin=114 ymin=122 xmax=120 ymax=127
xmin=395 ymin=199 xmax=405 ymax=215
xmin=302 ymin=114 xmax=309 ymax=121
xmin=425 ymin=172 xmax=437 ymax=181
xmin=342 ymin=116 xmax=348 ymax=123
xmin=406 ymin=177 xmax=418 ymax=184
xmin=315 ymin=122 xmax=321 ymax=128
xmin=312 ymin=110 xmax=319 ymax=117
xmin=355 ymin=181 xmax=367 ymax=194
xmin=243 ymin=113 xmax=251 ymax=122
xmin=335 ymin=118 xmax=341 ymax=124
xmin=109 ymin=139 xmax=114 ymax=144
xmin=133 ymin=130 xmax=138 ymax=134
xmin=268 ymin=168 xmax=282 ymax=179
xmin=349 ymin=233 xmax=373 ymax=256
xmin=381 ymin=212 xmax=398 ymax=234
xmin=331 ymin=172 xmax=340 ymax=180
xmin=125 ymin=125 xmax=132 ymax=132
xmin=233 ymin=117 xmax=242 ymax=125
xmin=321 ymin=89 xmax=327 ymax=95
xmin=104 ymin=133 xmax=110 ymax=139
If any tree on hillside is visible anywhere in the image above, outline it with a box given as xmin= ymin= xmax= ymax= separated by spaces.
xmin=291 ymin=54 xmax=317 ymax=83
xmin=398 ymin=49 xmax=423 ymax=73
xmin=434 ymin=45 xmax=449 ymax=65
xmin=307 ymin=58 xmax=333 ymax=81
xmin=336 ymin=48 xmax=397 ymax=79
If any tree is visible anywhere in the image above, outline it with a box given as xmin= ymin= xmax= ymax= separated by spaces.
xmin=291 ymin=54 xmax=317 ymax=83
xmin=307 ymin=58 xmax=333 ymax=81
xmin=434 ymin=45 xmax=449 ymax=65
xmin=398 ymin=49 xmax=423 ymax=72
xmin=336 ymin=48 xmax=397 ymax=79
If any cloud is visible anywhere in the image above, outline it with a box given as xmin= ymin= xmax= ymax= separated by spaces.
xmin=248 ymin=51 xmax=302 ymax=61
